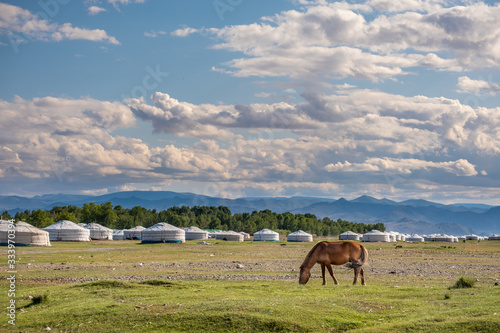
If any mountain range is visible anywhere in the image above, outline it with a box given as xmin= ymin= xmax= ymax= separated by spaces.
xmin=0 ymin=191 xmax=498 ymax=236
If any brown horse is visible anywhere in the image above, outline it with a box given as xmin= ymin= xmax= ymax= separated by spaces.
xmin=299 ymin=240 xmax=368 ymax=286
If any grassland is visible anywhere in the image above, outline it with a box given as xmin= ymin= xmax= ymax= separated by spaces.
xmin=1 ymin=240 xmax=499 ymax=332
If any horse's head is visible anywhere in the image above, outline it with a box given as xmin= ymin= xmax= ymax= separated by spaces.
xmin=298 ymin=266 xmax=310 ymax=285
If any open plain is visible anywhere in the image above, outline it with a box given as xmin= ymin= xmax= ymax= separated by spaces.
xmin=1 ymin=239 xmax=499 ymax=332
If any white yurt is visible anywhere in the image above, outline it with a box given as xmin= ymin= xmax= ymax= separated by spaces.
xmin=141 ymin=223 xmax=185 ymax=243
xmin=489 ymin=234 xmax=500 ymax=240
xmin=239 ymin=231 xmax=251 ymax=240
xmin=253 ymin=229 xmax=280 ymax=241
xmin=44 ymin=220 xmax=90 ymax=242
xmin=406 ymin=234 xmax=424 ymax=242
xmin=0 ymin=220 xmax=51 ymax=246
xmin=362 ymin=230 xmax=391 ymax=242
xmin=113 ymin=229 xmax=125 ymax=240
xmin=466 ymin=234 xmax=480 ymax=240
xmin=124 ymin=226 xmax=145 ymax=240
xmin=339 ymin=231 xmax=361 ymax=240
xmin=389 ymin=231 xmax=405 ymax=241
xmin=287 ymin=230 xmax=313 ymax=242
xmin=185 ymin=226 xmax=209 ymax=240
xmin=457 ymin=235 xmax=466 ymax=241
xmin=215 ymin=230 xmax=244 ymax=242
xmin=85 ymin=223 xmax=113 ymax=240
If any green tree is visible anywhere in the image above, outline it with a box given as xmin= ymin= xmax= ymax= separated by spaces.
xmin=28 ymin=209 xmax=53 ymax=228
xmin=56 ymin=212 xmax=77 ymax=222
xmin=1 ymin=211 xmax=13 ymax=220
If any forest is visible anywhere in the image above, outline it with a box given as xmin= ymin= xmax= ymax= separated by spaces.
xmin=2 ymin=202 xmax=385 ymax=236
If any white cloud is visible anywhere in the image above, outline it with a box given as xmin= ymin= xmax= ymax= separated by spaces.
xmin=325 ymin=157 xmax=478 ymax=176
xmin=0 ymin=3 xmax=120 ymax=45
xmin=171 ymin=27 xmax=199 ymax=37
xmin=176 ymin=1 xmax=500 ymax=82
xmin=1 ymin=88 xmax=499 ymax=200
xmin=144 ymin=30 xmax=167 ymax=38
xmin=457 ymin=76 xmax=500 ymax=96
xmin=108 ymin=0 xmax=145 ymax=10
xmin=88 ymin=6 xmax=107 ymax=15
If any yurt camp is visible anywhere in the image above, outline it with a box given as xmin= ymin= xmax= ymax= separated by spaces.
xmin=85 ymin=223 xmax=113 ymax=240
xmin=44 ymin=220 xmax=90 ymax=242
xmin=0 ymin=220 xmax=51 ymax=246
xmin=184 ymin=226 xmax=209 ymax=240
xmin=253 ymin=229 xmax=279 ymax=241
xmin=113 ymin=230 xmax=125 ymax=240
xmin=215 ymin=230 xmax=244 ymax=242
xmin=287 ymin=230 xmax=313 ymax=242
xmin=339 ymin=231 xmax=361 ymax=241
xmin=424 ymin=234 xmax=455 ymax=242
xmin=489 ymin=234 xmax=500 ymax=240
xmin=141 ymin=223 xmax=185 ymax=243
xmin=406 ymin=234 xmax=424 ymax=242
xmin=390 ymin=231 xmax=406 ymax=241
xmin=362 ymin=230 xmax=391 ymax=242
xmin=124 ymin=226 xmax=145 ymax=240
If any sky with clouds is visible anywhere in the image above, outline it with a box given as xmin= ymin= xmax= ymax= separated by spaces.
xmin=0 ymin=0 xmax=499 ymax=204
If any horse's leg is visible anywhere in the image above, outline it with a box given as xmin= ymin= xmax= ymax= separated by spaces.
xmin=326 ymin=264 xmax=338 ymax=285
xmin=321 ymin=264 xmax=327 ymax=285
xmin=353 ymin=267 xmax=359 ymax=285
xmin=360 ymin=268 xmax=366 ymax=286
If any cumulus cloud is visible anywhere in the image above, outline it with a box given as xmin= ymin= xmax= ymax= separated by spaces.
xmin=171 ymin=27 xmax=200 ymax=37
xmin=457 ymin=76 xmax=500 ymax=96
xmin=1 ymin=88 xmax=499 ymax=199
xmin=175 ymin=1 xmax=500 ymax=81
xmin=0 ymin=3 xmax=120 ymax=46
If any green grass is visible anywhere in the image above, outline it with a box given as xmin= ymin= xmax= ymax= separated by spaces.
xmin=1 ymin=240 xmax=500 ymax=332
xmin=451 ymin=276 xmax=477 ymax=289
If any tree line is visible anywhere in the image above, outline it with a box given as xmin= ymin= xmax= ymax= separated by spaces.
xmin=2 ymin=203 xmax=385 ymax=236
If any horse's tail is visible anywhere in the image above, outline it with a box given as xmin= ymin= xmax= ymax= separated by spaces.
xmin=346 ymin=243 xmax=368 ymax=268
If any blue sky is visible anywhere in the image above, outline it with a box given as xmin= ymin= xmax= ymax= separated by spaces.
xmin=1 ymin=0 xmax=500 ymax=205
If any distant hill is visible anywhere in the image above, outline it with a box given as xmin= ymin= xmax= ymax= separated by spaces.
xmin=0 ymin=192 xmax=498 ymax=235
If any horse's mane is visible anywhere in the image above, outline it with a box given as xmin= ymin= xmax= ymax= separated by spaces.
xmin=300 ymin=241 xmax=325 ymax=268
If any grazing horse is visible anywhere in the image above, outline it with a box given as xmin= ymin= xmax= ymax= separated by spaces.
xmin=299 ymin=240 xmax=368 ymax=286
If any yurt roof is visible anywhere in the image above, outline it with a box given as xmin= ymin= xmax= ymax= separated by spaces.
xmin=185 ymin=226 xmax=206 ymax=232
xmin=217 ymin=230 xmax=242 ymax=236
xmin=127 ymin=226 xmax=145 ymax=231
xmin=364 ymin=229 xmax=387 ymax=235
xmin=0 ymin=221 xmax=47 ymax=233
xmin=407 ymin=234 xmax=424 ymax=239
xmin=289 ymin=230 xmax=312 ymax=236
xmin=340 ymin=231 xmax=359 ymax=235
xmin=144 ymin=223 xmax=183 ymax=231
xmin=0 ymin=220 xmax=13 ymax=230
xmin=85 ymin=223 xmax=113 ymax=231
xmin=44 ymin=220 xmax=86 ymax=230
xmin=113 ymin=229 xmax=124 ymax=234
xmin=254 ymin=228 xmax=278 ymax=235
xmin=15 ymin=221 xmax=48 ymax=232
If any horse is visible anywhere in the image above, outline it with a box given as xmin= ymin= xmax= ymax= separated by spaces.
xmin=299 ymin=240 xmax=368 ymax=286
